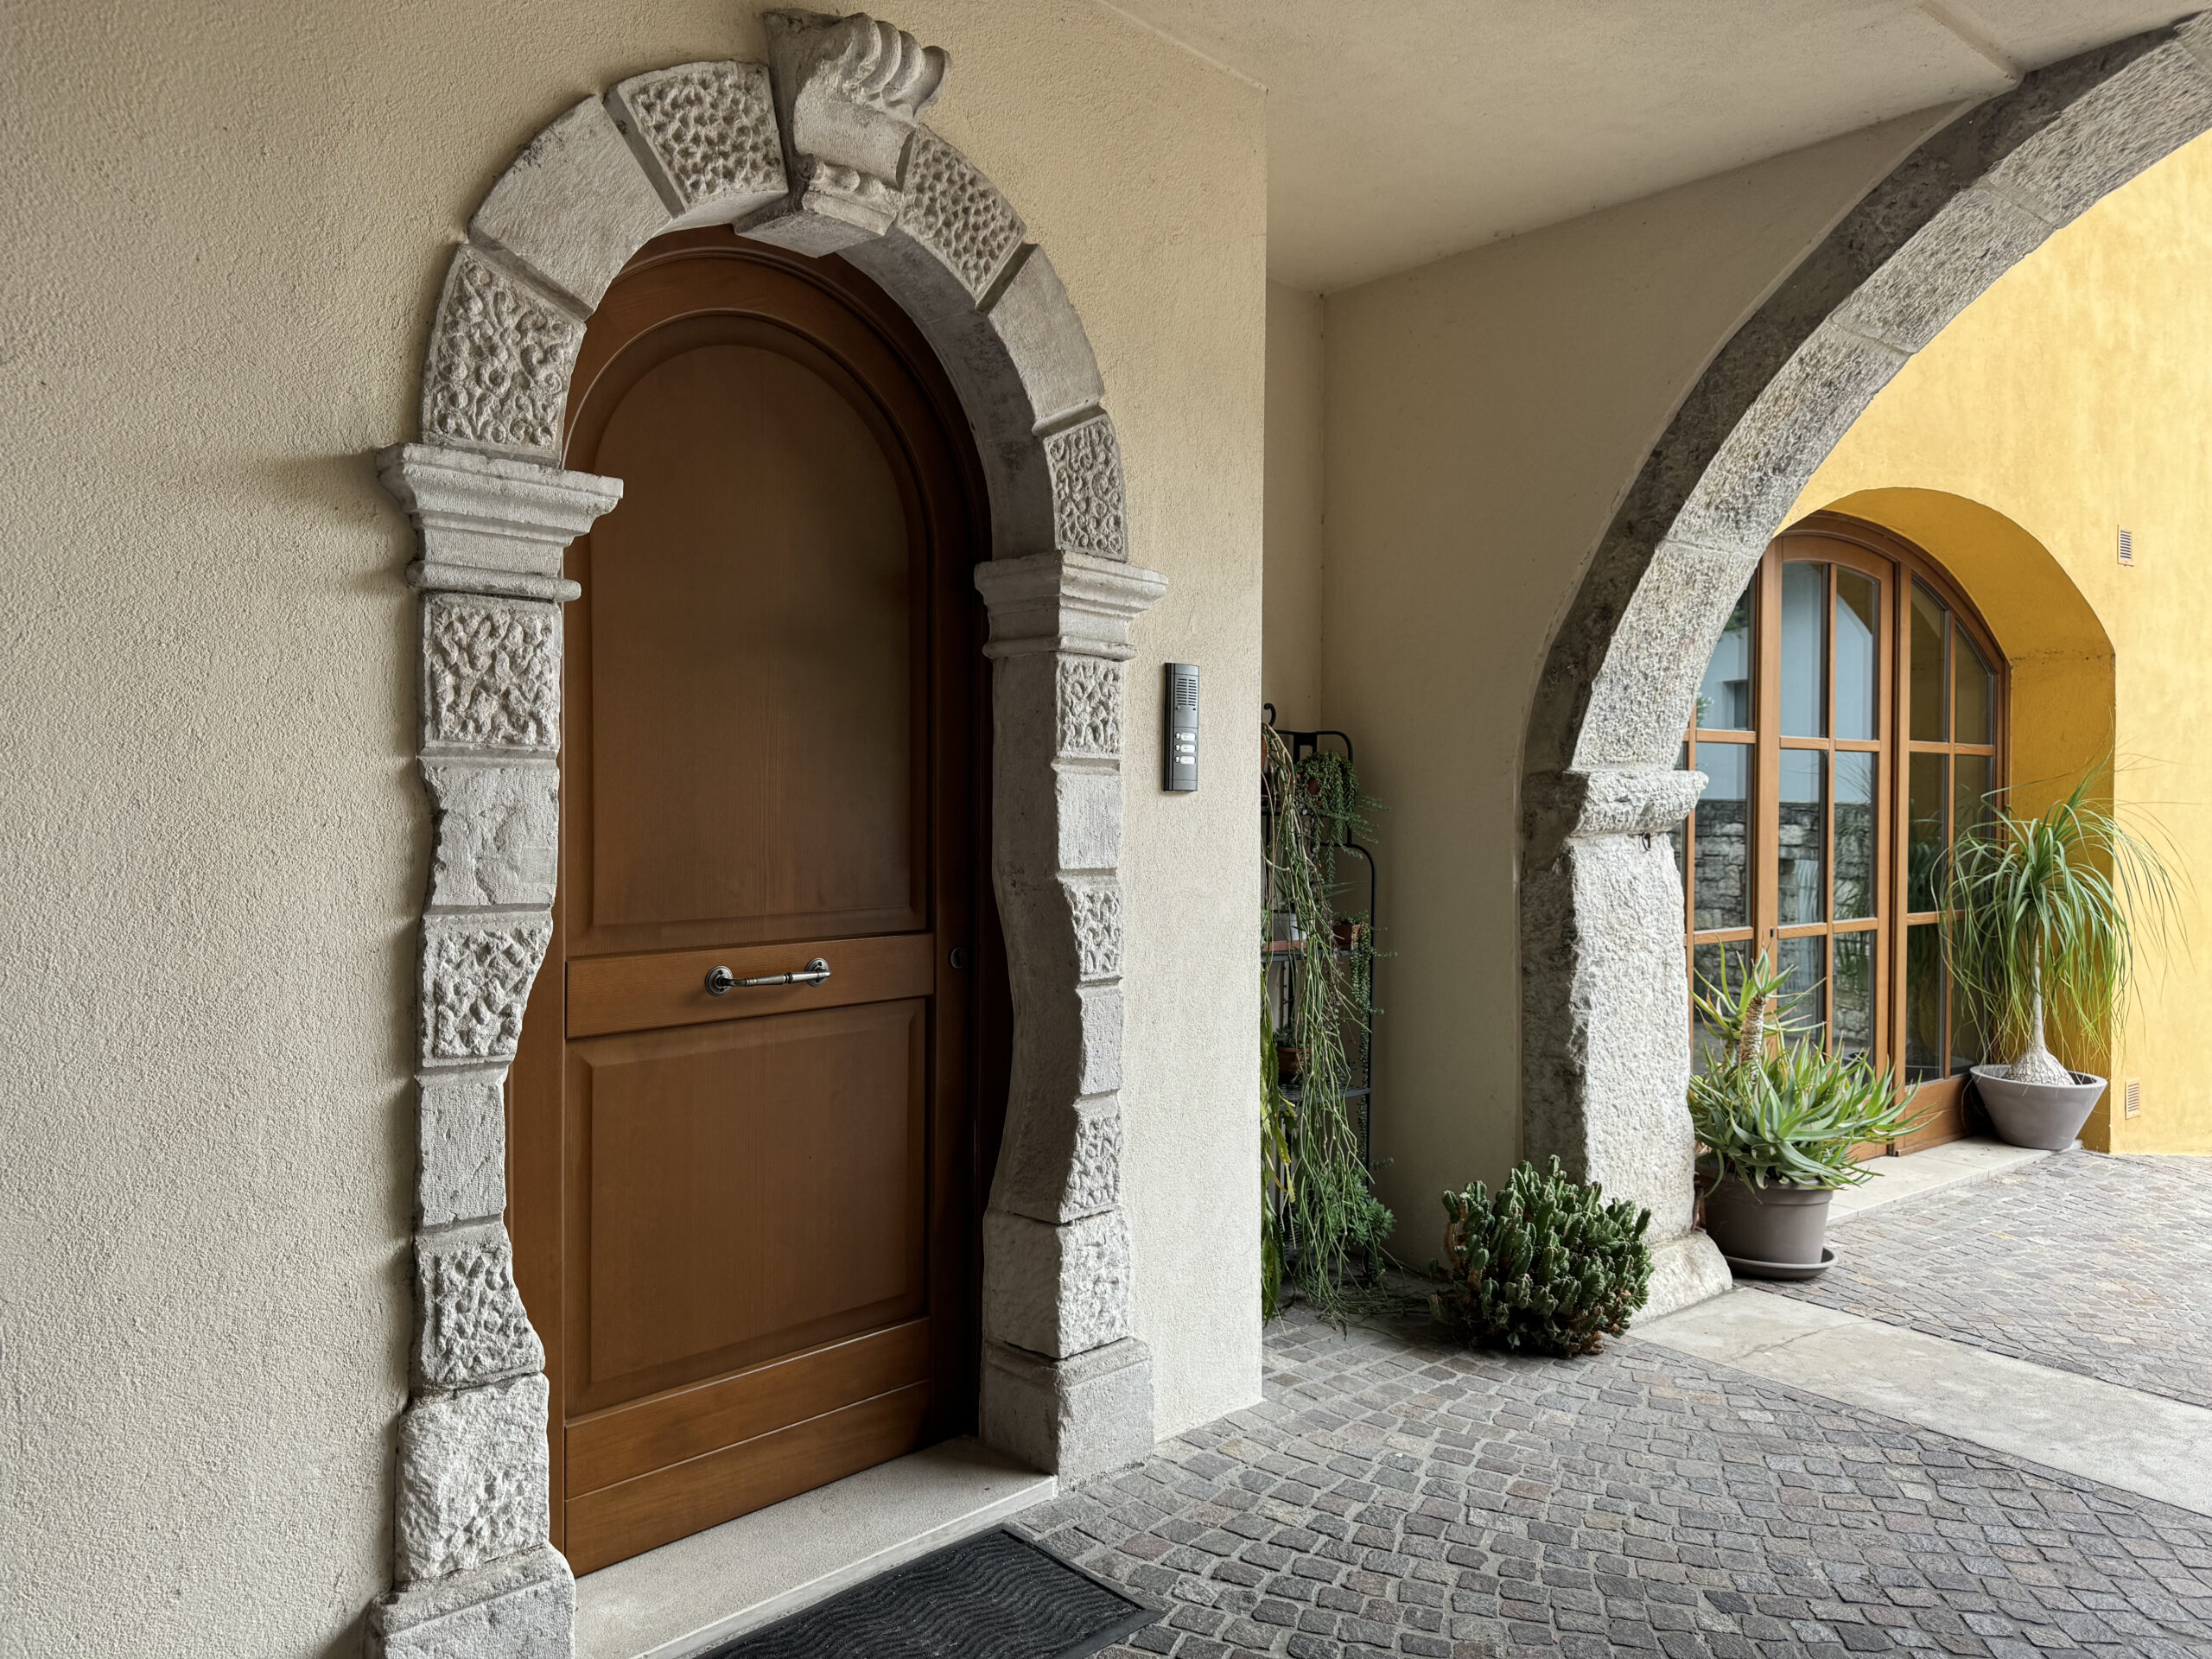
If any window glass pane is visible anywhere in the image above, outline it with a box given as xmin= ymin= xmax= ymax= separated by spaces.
xmin=1694 ymin=743 xmax=1751 ymax=931
xmin=1905 ymin=921 xmax=1944 ymax=1082
xmin=1834 ymin=569 xmax=1878 ymax=741
xmin=1696 ymin=586 xmax=1754 ymax=731
xmin=1954 ymin=753 xmax=1992 ymax=849
xmin=1834 ymin=750 xmax=1876 ymax=920
xmin=1780 ymin=562 xmax=1827 ymax=737
xmin=1834 ymin=932 xmax=1873 ymax=1061
xmin=1910 ymin=581 xmax=1948 ymax=741
xmin=1778 ymin=934 xmax=1827 ymax=1045
xmin=1908 ymin=751 xmax=1947 ymax=912
xmin=1954 ymin=627 xmax=1993 ymax=745
xmin=1950 ymin=970 xmax=1986 ymax=1077
xmin=1691 ymin=939 xmax=1754 ymax=1076
xmin=1777 ymin=749 xmax=1826 ymax=926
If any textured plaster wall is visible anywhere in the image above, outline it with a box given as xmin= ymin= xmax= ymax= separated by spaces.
xmin=1313 ymin=111 xmax=1953 ymax=1259
xmin=1264 ymin=283 xmax=1328 ymax=730
xmin=1792 ymin=128 xmax=2212 ymax=1154
xmin=0 ymin=3 xmax=1261 ymax=1653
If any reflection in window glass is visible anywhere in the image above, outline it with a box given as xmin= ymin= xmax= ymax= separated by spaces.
xmin=1778 ymin=934 xmax=1827 ymax=1044
xmin=1834 ymin=569 xmax=1878 ymax=741
xmin=1777 ymin=750 xmax=1826 ymax=926
xmin=1834 ymin=932 xmax=1873 ymax=1060
xmin=1834 ymin=751 xmax=1876 ymax=920
xmin=1696 ymin=588 xmax=1754 ymax=730
xmin=1954 ymin=629 xmax=1993 ymax=744
xmin=1910 ymin=581 xmax=1948 ymax=741
xmin=1780 ymin=563 xmax=1827 ymax=737
xmin=1954 ymin=753 xmax=1993 ymax=847
xmin=1908 ymin=752 xmax=1947 ymax=912
xmin=1694 ymin=743 xmax=1751 ymax=931
xmin=1950 ymin=972 xmax=1986 ymax=1077
xmin=1691 ymin=939 xmax=1755 ymax=1076
xmin=1904 ymin=921 xmax=1944 ymax=1082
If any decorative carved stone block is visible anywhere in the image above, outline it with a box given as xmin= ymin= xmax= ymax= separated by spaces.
xmin=420 ymin=247 xmax=582 ymax=461
xmin=422 ymin=594 xmax=561 ymax=754
xmin=752 ymin=10 xmax=945 ymax=249
xmin=982 ymin=1206 xmax=1134 ymax=1358
xmin=423 ymin=760 xmax=558 ymax=909
xmin=1043 ymin=416 xmax=1128 ymax=562
xmin=898 ymin=128 xmax=1026 ymax=302
xmin=418 ymin=915 xmax=552 ymax=1067
xmin=369 ymin=1544 xmax=574 ymax=1659
xmin=990 ymin=1089 xmax=1123 ymax=1224
xmin=416 ymin=1070 xmax=506 ymax=1230
xmin=1066 ymin=880 xmax=1122 ymax=981
xmin=468 ymin=97 xmax=671 ymax=313
xmin=1055 ymin=657 xmax=1122 ymax=760
xmin=392 ymin=1375 xmax=552 ymax=1585
xmin=981 ymin=1336 xmax=1153 ymax=1482
xmin=378 ymin=443 xmax=620 ymax=604
xmin=414 ymin=1223 xmax=545 ymax=1389
xmin=607 ymin=60 xmax=787 ymax=227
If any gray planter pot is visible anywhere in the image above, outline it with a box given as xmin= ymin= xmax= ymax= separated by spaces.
xmin=1703 ymin=1174 xmax=1832 ymax=1274
xmin=1970 ymin=1065 xmax=2106 ymax=1151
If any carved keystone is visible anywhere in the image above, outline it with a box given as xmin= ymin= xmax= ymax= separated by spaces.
xmin=747 ymin=10 xmax=947 ymax=253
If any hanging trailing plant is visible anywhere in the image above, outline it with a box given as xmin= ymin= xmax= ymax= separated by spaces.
xmin=1262 ymin=723 xmax=1391 ymax=1319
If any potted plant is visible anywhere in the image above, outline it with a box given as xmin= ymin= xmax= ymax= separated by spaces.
xmin=1688 ymin=955 xmax=1924 ymax=1278
xmin=1942 ymin=774 xmax=2179 ymax=1150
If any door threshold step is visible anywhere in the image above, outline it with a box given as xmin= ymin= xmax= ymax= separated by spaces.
xmin=574 ymin=1437 xmax=1056 ymax=1659
xmin=1829 ymin=1136 xmax=2050 ymax=1221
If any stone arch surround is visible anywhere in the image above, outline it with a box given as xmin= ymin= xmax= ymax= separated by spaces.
xmin=371 ymin=12 xmax=1164 ymax=1655
xmin=1519 ymin=16 xmax=2212 ymax=1319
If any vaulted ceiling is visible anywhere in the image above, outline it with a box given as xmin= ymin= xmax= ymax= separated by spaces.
xmin=1105 ymin=0 xmax=2196 ymax=289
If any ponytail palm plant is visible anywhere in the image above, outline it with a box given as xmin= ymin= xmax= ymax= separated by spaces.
xmin=1940 ymin=774 xmax=2179 ymax=1085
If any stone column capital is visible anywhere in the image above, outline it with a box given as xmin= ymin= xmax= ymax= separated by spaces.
xmin=378 ymin=443 xmax=623 ymax=601
xmin=1524 ymin=764 xmax=1705 ymax=855
xmin=974 ymin=551 xmax=1166 ymax=660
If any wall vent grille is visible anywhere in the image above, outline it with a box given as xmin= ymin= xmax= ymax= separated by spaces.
xmin=2125 ymin=1077 xmax=2142 ymax=1118
xmin=2118 ymin=526 xmax=2134 ymax=566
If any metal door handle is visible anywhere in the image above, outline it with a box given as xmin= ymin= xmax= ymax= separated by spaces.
xmin=705 ymin=957 xmax=831 ymax=995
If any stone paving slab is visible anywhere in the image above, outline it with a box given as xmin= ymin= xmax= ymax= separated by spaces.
xmin=1770 ymin=1151 xmax=2212 ymax=1411
xmin=1017 ymin=1309 xmax=2212 ymax=1659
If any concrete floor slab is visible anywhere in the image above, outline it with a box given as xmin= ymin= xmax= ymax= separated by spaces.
xmin=574 ymin=1437 xmax=1055 ymax=1659
xmin=1829 ymin=1135 xmax=2049 ymax=1219
xmin=1637 ymin=1286 xmax=2212 ymax=1520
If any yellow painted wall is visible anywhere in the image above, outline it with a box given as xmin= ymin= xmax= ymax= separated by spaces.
xmin=1792 ymin=129 xmax=2212 ymax=1154
xmin=0 ymin=3 xmax=1262 ymax=1650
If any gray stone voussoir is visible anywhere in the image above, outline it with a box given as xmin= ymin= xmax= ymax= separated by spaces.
xmin=369 ymin=1542 xmax=573 ymax=1659
xmin=1984 ymin=39 xmax=2212 ymax=230
xmin=393 ymin=1374 xmax=553 ymax=1585
xmin=982 ymin=1205 xmax=1135 ymax=1357
xmin=413 ymin=1221 xmax=546 ymax=1389
xmin=985 ymin=249 xmax=1109 ymax=433
xmin=1828 ymin=185 xmax=2053 ymax=356
xmin=982 ymin=1336 xmax=1155 ymax=1480
xmin=418 ymin=246 xmax=582 ymax=463
xmin=606 ymin=60 xmax=786 ymax=229
xmin=468 ymin=96 xmax=672 ymax=315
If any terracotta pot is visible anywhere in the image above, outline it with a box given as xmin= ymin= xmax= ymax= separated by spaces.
xmin=1703 ymin=1173 xmax=1832 ymax=1274
xmin=1970 ymin=1065 xmax=2105 ymax=1151
xmin=1275 ymin=1044 xmax=1304 ymax=1081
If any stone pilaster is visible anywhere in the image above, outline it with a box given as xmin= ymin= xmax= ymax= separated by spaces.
xmin=974 ymin=550 xmax=1165 ymax=1479
xmin=372 ymin=444 xmax=621 ymax=1659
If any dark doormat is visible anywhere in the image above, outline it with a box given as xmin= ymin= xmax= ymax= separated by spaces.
xmin=702 ymin=1527 xmax=1160 ymax=1659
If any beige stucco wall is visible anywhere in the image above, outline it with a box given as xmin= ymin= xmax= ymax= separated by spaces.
xmin=1264 ymin=283 xmax=1327 ymax=729
xmin=1792 ymin=129 xmax=2212 ymax=1154
xmin=1316 ymin=111 xmax=1953 ymax=1259
xmin=0 ymin=3 xmax=1262 ymax=1652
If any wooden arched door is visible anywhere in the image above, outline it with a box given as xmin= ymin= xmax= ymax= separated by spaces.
xmin=510 ymin=230 xmax=997 ymax=1573
xmin=1679 ymin=512 xmax=2006 ymax=1149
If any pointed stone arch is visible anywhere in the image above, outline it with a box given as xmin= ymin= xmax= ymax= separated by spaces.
xmin=372 ymin=13 xmax=1162 ymax=1654
xmin=1520 ymin=16 xmax=2212 ymax=1320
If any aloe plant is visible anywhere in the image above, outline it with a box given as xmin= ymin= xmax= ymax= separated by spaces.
xmin=1689 ymin=953 xmax=1923 ymax=1189
xmin=1940 ymin=772 xmax=2179 ymax=1085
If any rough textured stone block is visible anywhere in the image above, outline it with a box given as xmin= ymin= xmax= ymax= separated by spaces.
xmin=1579 ymin=537 xmax=1765 ymax=769
xmin=378 ymin=443 xmax=619 ymax=604
xmin=370 ymin=1541 xmax=572 ymax=1659
xmin=1075 ymin=984 xmax=1122 ymax=1096
xmin=985 ymin=251 xmax=1107 ymax=432
xmin=607 ymin=60 xmax=785 ymax=228
xmin=989 ymin=1090 xmax=1123 ymax=1224
xmin=414 ymin=1223 xmax=545 ymax=1389
xmin=982 ymin=1206 xmax=1134 ymax=1357
xmin=420 ymin=247 xmax=582 ymax=461
xmin=1042 ymin=414 xmax=1128 ymax=562
xmin=423 ymin=760 xmax=558 ymax=909
xmin=1987 ymin=40 xmax=2212 ymax=228
xmin=1829 ymin=185 xmax=2052 ymax=355
xmin=898 ymin=126 xmax=1026 ymax=302
xmin=416 ymin=1070 xmax=506 ymax=1229
xmin=393 ymin=1375 xmax=551 ymax=1584
xmin=420 ymin=593 xmax=562 ymax=755
xmin=418 ymin=912 xmax=552 ymax=1067
xmin=1051 ymin=768 xmax=1122 ymax=874
xmin=982 ymin=1336 xmax=1154 ymax=1480
xmin=1634 ymin=1231 xmax=1734 ymax=1325
xmin=469 ymin=97 xmax=670 ymax=313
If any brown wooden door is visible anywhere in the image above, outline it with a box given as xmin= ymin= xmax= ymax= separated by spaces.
xmin=511 ymin=231 xmax=991 ymax=1574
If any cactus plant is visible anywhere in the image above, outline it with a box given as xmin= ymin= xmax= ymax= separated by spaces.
xmin=1429 ymin=1158 xmax=1652 ymax=1357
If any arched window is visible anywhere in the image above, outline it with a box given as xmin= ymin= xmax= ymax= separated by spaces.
xmin=1675 ymin=512 xmax=2006 ymax=1148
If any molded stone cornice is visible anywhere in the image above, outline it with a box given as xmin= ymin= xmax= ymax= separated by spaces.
xmin=378 ymin=443 xmax=621 ymax=601
xmin=1523 ymin=766 xmax=1707 ymax=855
xmin=975 ymin=551 xmax=1166 ymax=659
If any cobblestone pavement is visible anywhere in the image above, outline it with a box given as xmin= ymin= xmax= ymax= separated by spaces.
xmin=1016 ymin=1309 xmax=2212 ymax=1659
xmin=1767 ymin=1151 xmax=2212 ymax=1411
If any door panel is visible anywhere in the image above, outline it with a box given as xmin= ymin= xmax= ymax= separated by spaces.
xmin=509 ymin=230 xmax=990 ymax=1570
